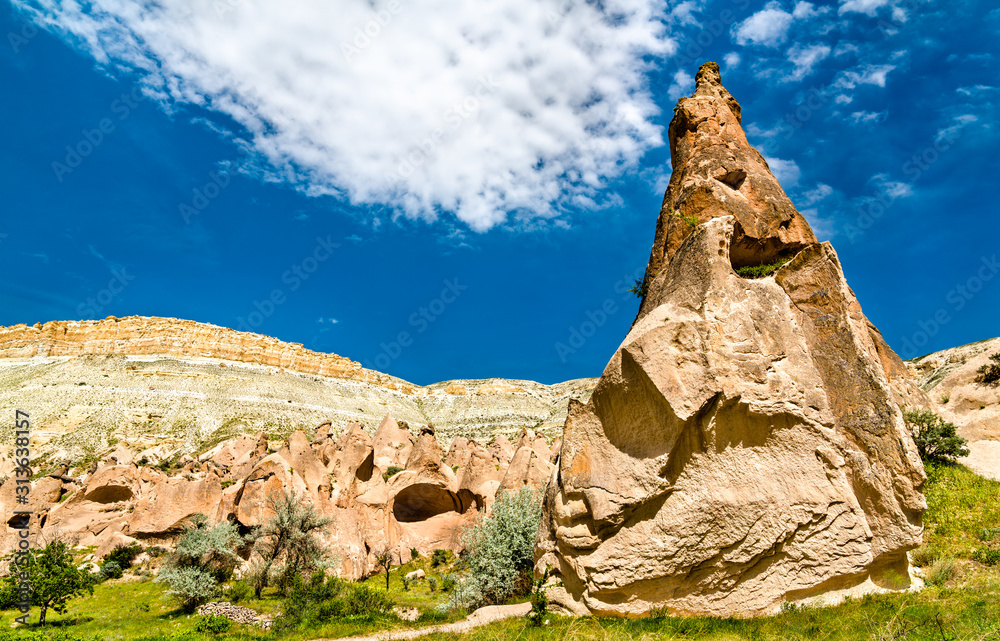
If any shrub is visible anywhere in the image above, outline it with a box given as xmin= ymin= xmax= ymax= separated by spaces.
xmin=973 ymin=548 xmax=1000 ymax=566
xmin=99 ymin=561 xmax=124 ymax=580
xmin=409 ymin=547 xmax=420 ymax=560
xmin=672 ymin=210 xmax=699 ymax=229
xmin=441 ymin=574 xmax=456 ymax=593
xmin=227 ymin=580 xmax=253 ymax=603
xmin=157 ymin=513 xmax=243 ymax=612
xmin=194 ymin=614 xmax=232 ymax=634
xmin=910 ymin=546 xmax=937 ymax=567
xmin=382 ymin=465 xmax=404 ymax=482
xmin=527 ymin=565 xmax=549 ymax=627
xmin=926 ymin=557 xmax=956 ymax=585
xmin=903 ymin=410 xmax=970 ymax=463
xmin=147 ymin=546 xmax=167 ymax=558
xmin=247 ymin=489 xmax=333 ymax=598
xmin=736 ymin=258 xmax=790 ymax=279
xmin=975 ymin=353 xmax=1000 ymax=386
xmin=427 ymin=576 xmax=438 ymax=592
xmin=627 ymin=279 xmax=647 ymax=299
xmin=459 ymin=487 xmax=543 ymax=608
xmin=431 ymin=549 xmax=450 ymax=567
xmin=104 ymin=542 xmax=143 ymax=568
xmin=272 ymin=572 xmax=391 ymax=633
xmin=401 ymin=576 xmax=412 ymax=591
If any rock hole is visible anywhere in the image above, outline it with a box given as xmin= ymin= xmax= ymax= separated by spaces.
xmin=392 ymin=483 xmax=467 ymax=523
xmin=729 ymin=220 xmax=808 ymax=277
xmin=715 ymin=169 xmax=747 ymax=190
xmin=83 ymin=485 xmax=134 ymax=503
xmin=355 ymin=451 xmax=375 ymax=482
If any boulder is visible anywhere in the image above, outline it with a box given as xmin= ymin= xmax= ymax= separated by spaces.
xmin=535 ymin=62 xmax=927 ymax=618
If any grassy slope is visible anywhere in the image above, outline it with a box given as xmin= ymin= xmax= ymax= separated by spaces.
xmin=3 ymin=465 xmax=999 ymax=641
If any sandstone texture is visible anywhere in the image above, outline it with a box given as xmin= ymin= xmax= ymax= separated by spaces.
xmin=908 ymin=337 xmax=1000 ymax=480
xmin=0 ymin=316 xmax=595 ymax=466
xmin=535 ymin=62 xmax=927 ymax=617
xmin=0 ymin=418 xmax=556 ymax=581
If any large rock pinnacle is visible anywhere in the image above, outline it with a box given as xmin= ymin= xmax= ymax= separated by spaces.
xmin=534 ymin=63 xmax=929 ymax=617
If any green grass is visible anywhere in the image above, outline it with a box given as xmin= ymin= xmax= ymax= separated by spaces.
xmin=734 ymin=258 xmax=790 ymax=279
xmin=4 ymin=464 xmax=1000 ymax=640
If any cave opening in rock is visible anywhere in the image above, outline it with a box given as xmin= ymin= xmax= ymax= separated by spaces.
xmin=83 ymin=485 xmax=134 ymax=503
xmin=715 ymin=169 xmax=747 ymax=190
xmin=392 ymin=484 xmax=469 ymax=523
xmin=729 ymin=220 xmax=806 ymax=277
xmin=355 ymin=451 xmax=374 ymax=482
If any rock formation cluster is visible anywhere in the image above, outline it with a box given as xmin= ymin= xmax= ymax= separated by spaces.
xmin=0 ymin=416 xmax=558 ymax=580
xmin=534 ymin=62 xmax=929 ymax=616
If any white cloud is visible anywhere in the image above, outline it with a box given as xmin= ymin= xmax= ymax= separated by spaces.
xmin=838 ymin=0 xmax=891 ymax=16
xmin=733 ymin=2 xmax=795 ymax=47
xmin=18 ymin=0 xmax=674 ymax=232
xmin=317 ymin=317 xmax=340 ymax=325
xmin=723 ymin=52 xmax=741 ymax=69
xmin=667 ymin=69 xmax=695 ymax=101
xmin=801 ymin=183 xmax=833 ymax=206
xmin=792 ymin=2 xmax=820 ymax=19
xmin=670 ymin=1 xmax=702 ymax=27
xmin=764 ymin=156 xmax=801 ymax=187
xmin=869 ymin=174 xmax=912 ymax=199
xmin=957 ymin=85 xmax=996 ymax=96
xmin=834 ymin=94 xmax=853 ymax=104
xmin=785 ymin=43 xmax=831 ymax=81
xmin=850 ymin=110 xmax=888 ymax=124
xmin=834 ymin=64 xmax=895 ymax=89
xmin=800 ymin=207 xmax=836 ymax=239
xmin=935 ymin=114 xmax=978 ymax=143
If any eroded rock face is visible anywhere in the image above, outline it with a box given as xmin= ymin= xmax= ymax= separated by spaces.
xmin=0 ymin=415 xmax=554 ymax=581
xmin=535 ymin=62 xmax=927 ymax=617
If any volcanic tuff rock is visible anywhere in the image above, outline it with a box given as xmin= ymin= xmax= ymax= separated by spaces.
xmin=535 ymin=62 xmax=928 ymax=617
xmin=0 ymin=316 xmax=596 ymax=464
xmin=909 ymin=337 xmax=1000 ymax=480
xmin=0 ymin=418 xmax=556 ymax=581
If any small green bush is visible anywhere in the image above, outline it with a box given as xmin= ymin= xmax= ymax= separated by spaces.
xmin=382 ymin=465 xmax=404 ymax=482
xmin=903 ymin=410 xmax=970 ymax=463
xmin=99 ymin=561 xmax=124 ymax=580
xmin=528 ymin=565 xmax=549 ymax=627
xmin=973 ymin=548 xmax=1000 ymax=566
xmin=627 ymin=278 xmax=647 ymax=299
xmin=910 ymin=546 xmax=937 ymax=567
xmin=975 ymin=353 xmax=1000 ymax=386
xmin=227 ymin=580 xmax=253 ymax=603
xmin=431 ymin=549 xmax=450 ymax=567
xmin=194 ymin=614 xmax=232 ymax=634
xmin=427 ymin=576 xmax=438 ymax=592
xmin=926 ymin=557 xmax=956 ymax=585
xmin=441 ymin=574 xmax=457 ymax=592
xmin=409 ymin=547 xmax=420 ymax=559
xmin=735 ymin=258 xmax=790 ymax=279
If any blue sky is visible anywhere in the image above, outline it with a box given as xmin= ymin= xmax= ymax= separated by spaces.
xmin=1 ymin=0 xmax=997 ymax=385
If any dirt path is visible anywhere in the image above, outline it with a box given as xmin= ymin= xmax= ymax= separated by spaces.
xmin=310 ymin=602 xmax=532 ymax=641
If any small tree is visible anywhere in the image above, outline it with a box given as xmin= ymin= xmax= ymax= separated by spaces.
xmin=373 ymin=545 xmax=394 ymax=591
xmin=903 ymin=410 xmax=970 ymax=463
xmin=460 ymin=487 xmax=543 ymax=607
xmin=248 ymin=489 xmax=333 ymax=598
xmin=975 ymin=353 xmax=1000 ymax=387
xmin=1 ymin=539 xmax=95 ymax=625
xmin=157 ymin=513 xmax=243 ymax=611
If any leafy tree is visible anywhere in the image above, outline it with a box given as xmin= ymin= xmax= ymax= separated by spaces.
xmin=904 ymin=410 xmax=970 ymax=463
xmin=0 ymin=539 xmax=95 ymax=625
xmin=975 ymin=353 xmax=1000 ymax=387
xmin=460 ymin=487 xmax=543 ymax=607
xmin=103 ymin=542 xmax=142 ymax=569
xmin=247 ymin=489 xmax=333 ymax=598
xmin=157 ymin=513 xmax=243 ymax=612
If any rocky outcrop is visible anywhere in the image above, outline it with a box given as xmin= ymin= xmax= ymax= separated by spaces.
xmin=0 ymin=318 xmax=596 ymax=461
xmin=909 ymin=337 xmax=1000 ymax=480
xmin=0 ymin=418 xmax=554 ymax=581
xmin=535 ymin=62 xmax=927 ymax=617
